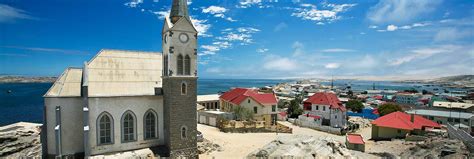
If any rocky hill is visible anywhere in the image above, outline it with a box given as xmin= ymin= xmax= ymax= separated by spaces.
xmin=0 ymin=122 xmax=42 ymax=158
xmin=401 ymin=75 xmax=474 ymax=88
xmin=0 ymin=76 xmax=56 ymax=83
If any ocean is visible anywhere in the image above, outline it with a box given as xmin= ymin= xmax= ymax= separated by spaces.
xmin=0 ymin=79 xmax=290 ymax=126
xmin=0 ymin=78 xmax=462 ymax=126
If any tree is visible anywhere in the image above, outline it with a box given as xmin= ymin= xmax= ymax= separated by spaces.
xmin=378 ymin=103 xmax=402 ymax=116
xmin=346 ymin=100 xmax=364 ymax=113
xmin=232 ymin=106 xmax=254 ymax=121
xmin=287 ymin=99 xmax=303 ymax=118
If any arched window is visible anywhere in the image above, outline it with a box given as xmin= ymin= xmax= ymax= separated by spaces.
xmin=177 ymin=54 xmax=183 ymax=75
xmin=121 ymin=111 xmax=136 ymax=142
xmin=181 ymin=82 xmax=187 ymax=95
xmin=98 ymin=112 xmax=113 ymax=145
xmin=144 ymin=110 xmax=158 ymax=139
xmin=181 ymin=126 xmax=187 ymax=139
xmin=184 ymin=55 xmax=191 ymax=75
xmin=164 ymin=54 xmax=168 ymax=76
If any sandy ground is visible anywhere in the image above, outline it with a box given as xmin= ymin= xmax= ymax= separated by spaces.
xmin=198 ymin=121 xmax=350 ymax=159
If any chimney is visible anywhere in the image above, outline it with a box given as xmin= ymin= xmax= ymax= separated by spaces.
xmin=410 ymin=114 xmax=415 ymax=123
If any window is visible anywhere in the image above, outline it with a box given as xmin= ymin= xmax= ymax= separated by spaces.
xmin=323 ymin=106 xmax=326 ymax=111
xmin=98 ymin=112 xmax=113 ymax=145
xmin=177 ymin=54 xmax=183 ymax=75
xmin=455 ymin=119 xmax=460 ymax=123
xmin=248 ymin=99 xmax=250 ymax=103
xmin=184 ymin=55 xmax=191 ymax=75
xmin=254 ymin=107 xmax=258 ymax=114
xmin=181 ymin=82 xmax=187 ymax=95
xmin=164 ymin=55 xmax=168 ymax=76
xmin=316 ymin=106 xmax=319 ymax=110
xmin=144 ymin=110 xmax=157 ymax=139
xmin=181 ymin=126 xmax=187 ymax=139
xmin=335 ymin=115 xmax=337 ymax=119
xmin=272 ymin=105 xmax=276 ymax=112
xmin=397 ymin=129 xmax=402 ymax=134
xmin=122 ymin=111 xmax=136 ymax=142
xmin=448 ymin=118 xmax=453 ymax=122
xmin=464 ymin=119 xmax=469 ymax=123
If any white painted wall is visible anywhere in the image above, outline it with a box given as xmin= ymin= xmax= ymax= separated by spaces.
xmin=44 ymin=97 xmax=84 ymax=155
xmin=86 ymin=96 xmax=164 ymax=155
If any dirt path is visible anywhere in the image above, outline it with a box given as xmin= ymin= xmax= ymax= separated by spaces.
xmin=198 ymin=121 xmax=348 ymax=158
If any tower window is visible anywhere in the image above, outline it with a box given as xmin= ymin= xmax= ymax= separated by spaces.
xmin=181 ymin=126 xmax=187 ymax=139
xmin=177 ymin=54 xmax=183 ymax=75
xmin=181 ymin=82 xmax=187 ymax=95
xmin=185 ymin=55 xmax=191 ymax=75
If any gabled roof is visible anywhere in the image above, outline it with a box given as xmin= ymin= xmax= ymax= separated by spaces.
xmin=219 ymin=88 xmax=277 ymax=106
xmin=44 ymin=68 xmax=83 ymax=97
xmin=371 ymin=111 xmax=440 ymax=130
xmin=304 ymin=92 xmax=346 ymax=111
xmin=347 ymin=134 xmax=365 ymax=144
xmin=86 ymin=49 xmax=162 ymax=97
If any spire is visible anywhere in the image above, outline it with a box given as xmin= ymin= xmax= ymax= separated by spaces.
xmin=170 ymin=0 xmax=189 ymax=24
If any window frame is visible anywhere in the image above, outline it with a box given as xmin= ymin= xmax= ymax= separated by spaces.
xmin=97 ymin=112 xmax=114 ymax=145
xmin=184 ymin=55 xmax=191 ymax=75
xmin=181 ymin=82 xmax=187 ymax=95
xmin=177 ymin=54 xmax=184 ymax=75
xmin=121 ymin=111 xmax=137 ymax=143
xmin=143 ymin=109 xmax=158 ymax=140
xmin=180 ymin=125 xmax=188 ymax=139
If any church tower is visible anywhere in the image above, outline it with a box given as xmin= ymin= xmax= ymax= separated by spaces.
xmin=162 ymin=0 xmax=198 ymax=157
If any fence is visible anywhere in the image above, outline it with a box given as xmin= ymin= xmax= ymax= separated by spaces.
xmin=447 ymin=123 xmax=474 ymax=152
xmin=218 ymin=120 xmax=292 ymax=133
xmin=294 ymin=119 xmax=343 ymax=135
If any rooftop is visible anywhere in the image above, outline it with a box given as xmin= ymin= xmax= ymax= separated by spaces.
xmin=372 ymin=111 xmax=440 ymax=130
xmin=44 ymin=68 xmax=82 ymax=97
xmin=432 ymin=101 xmax=474 ymax=109
xmin=220 ymin=88 xmax=277 ymax=106
xmin=197 ymin=94 xmax=220 ymax=102
xmin=304 ymin=92 xmax=346 ymax=111
xmin=347 ymin=134 xmax=365 ymax=144
xmin=406 ymin=109 xmax=474 ymax=119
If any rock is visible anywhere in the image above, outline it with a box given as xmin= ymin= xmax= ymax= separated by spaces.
xmin=0 ymin=122 xmax=42 ymax=158
xmin=197 ymin=139 xmax=222 ymax=154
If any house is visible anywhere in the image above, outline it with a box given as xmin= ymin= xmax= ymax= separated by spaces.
xmin=197 ymin=110 xmax=233 ymax=127
xmin=303 ymin=92 xmax=347 ymax=128
xmin=431 ymin=101 xmax=474 ymax=113
xmin=277 ymin=111 xmax=288 ymax=121
xmin=406 ymin=109 xmax=474 ymax=132
xmin=197 ymin=94 xmax=220 ymax=110
xmin=42 ymin=1 xmax=198 ymax=158
xmin=220 ymin=88 xmax=278 ymax=126
xmin=371 ymin=111 xmax=440 ymax=140
xmin=346 ymin=134 xmax=365 ymax=152
xmin=394 ymin=93 xmax=422 ymax=106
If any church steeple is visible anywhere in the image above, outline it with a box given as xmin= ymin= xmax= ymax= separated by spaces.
xmin=170 ymin=0 xmax=189 ymax=24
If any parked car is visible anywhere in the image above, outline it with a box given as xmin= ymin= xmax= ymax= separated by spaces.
xmin=197 ymin=131 xmax=203 ymax=142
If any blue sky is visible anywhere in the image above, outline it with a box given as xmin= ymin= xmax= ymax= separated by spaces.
xmin=0 ymin=0 xmax=473 ymax=80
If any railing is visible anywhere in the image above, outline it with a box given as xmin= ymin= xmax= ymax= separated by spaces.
xmin=447 ymin=123 xmax=474 ymax=152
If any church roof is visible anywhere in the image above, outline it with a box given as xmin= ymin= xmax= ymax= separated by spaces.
xmin=86 ymin=49 xmax=162 ymax=97
xmin=44 ymin=67 xmax=83 ymax=97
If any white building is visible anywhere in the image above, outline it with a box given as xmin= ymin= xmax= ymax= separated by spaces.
xmin=302 ymin=92 xmax=347 ymax=128
xmin=42 ymin=0 xmax=199 ymax=158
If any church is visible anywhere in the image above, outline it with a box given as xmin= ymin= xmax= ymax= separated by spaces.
xmin=41 ymin=0 xmax=198 ymax=158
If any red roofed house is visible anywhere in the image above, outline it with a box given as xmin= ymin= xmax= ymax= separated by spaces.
xmin=220 ymin=88 xmax=278 ymax=126
xmin=346 ymin=134 xmax=365 ymax=152
xmin=371 ymin=111 xmax=441 ymax=140
xmin=303 ymin=92 xmax=347 ymax=128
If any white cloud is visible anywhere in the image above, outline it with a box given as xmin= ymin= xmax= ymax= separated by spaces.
xmin=434 ymin=28 xmax=473 ymax=42
xmin=367 ymin=0 xmax=442 ymax=24
xmin=325 ymin=63 xmax=340 ymax=69
xmin=390 ymin=45 xmax=461 ymax=66
xmin=237 ymin=0 xmax=273 ymax=9
xmin=256 ymin=48 xmax=269 ymax=53
xmin=386 ymin=24 xmax=398 ymax=31
xmin=369 ymin=25 xmax=378 ymax=29
xmin=124 ymin=0 xmax=143 ymax=8
xmin=217 ymin=27 xmax=260 ymax=45
xmin=263 ymin=55 xmax=299 ymax=71
xmin=321 ymin=48 xmax=355 ymax=53
xmin=0 ymin=4 xmax=36 ymax=23
xmin=291 ymin=3 xmax=356 ymax=24
xmin=202 ymin=6 xmax=236 ymax=22
xmin=292 ymin=41 xmax=304 ymax=56
xmin=377 ymin=22 xmax=430 ymax=32
xmin=274 ymin=22 xmax=288 ymax=32
xmin=154 ymin=10 xmax=169 ymax=20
